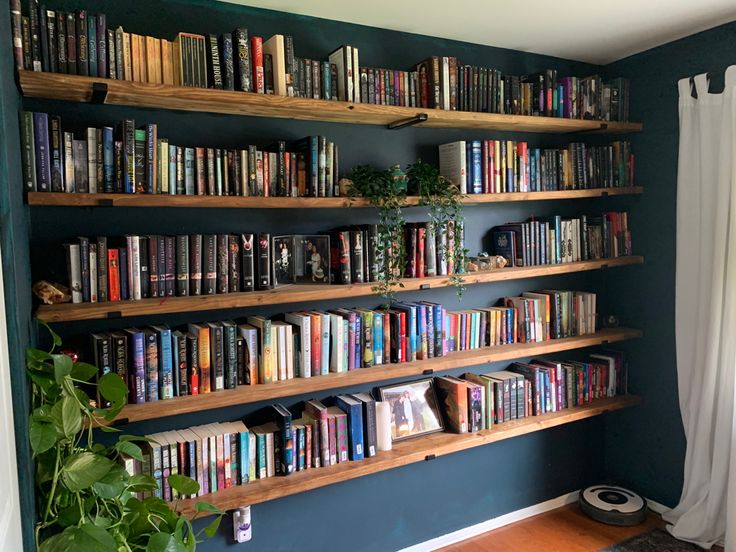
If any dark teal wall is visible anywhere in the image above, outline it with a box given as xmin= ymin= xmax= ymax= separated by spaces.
xmin=0 ymin=1 xmax=658 ymax=550
xmin=601 ymin=21 xmax=736 ymax=508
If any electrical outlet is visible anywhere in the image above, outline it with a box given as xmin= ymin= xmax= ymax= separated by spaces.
xmin=233 ymin=506 xmax=252 ymax=543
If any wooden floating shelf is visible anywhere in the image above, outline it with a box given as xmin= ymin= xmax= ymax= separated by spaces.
xmin=103 ymin=328 xmax=641 ymax=426
xmin=174 ymin=394 xmax=640 ymax=515
xmin=36 ymin=256 xmax=643 ymax=323
xmin=26 ymin=187 xmax=644 ymax=209
xmin=18 ymin=71 xmax=642 ymax=134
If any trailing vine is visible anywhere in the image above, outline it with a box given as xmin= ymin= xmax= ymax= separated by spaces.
xmin=407 ymin=159 xmax=468 ymax=297
xmin=348 ymin=165 xmax=407 ymax=303
xmin=27 ymin=324 xmax=223 ymax=552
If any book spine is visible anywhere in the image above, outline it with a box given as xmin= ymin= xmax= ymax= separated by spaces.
xmin=251 ymin=36 xmax=263 ymax=93
xmin=233 ymin=28 xmax=251 ymax=92
xmin=202 ymin=234 xmax=217 ymax=295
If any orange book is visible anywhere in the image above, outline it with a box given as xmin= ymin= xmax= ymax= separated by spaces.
xmin=130 ymin=34 xmax=140 ymax=81
xmin=435 ymin=376 xmax=468 ymax=433
xmin=308 ymin=312 xmax=321 ymax=377
xmin=161 ymin=39 xmax=174 ymax=85
xmin=188 ymin=323 xmax=211 ymax=393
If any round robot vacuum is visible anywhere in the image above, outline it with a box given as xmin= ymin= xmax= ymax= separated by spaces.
xmin=579 ymin=485 xmax=647 ymax=526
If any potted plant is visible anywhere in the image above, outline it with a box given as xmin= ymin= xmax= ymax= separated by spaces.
xmin=27 ymin=325 xmax=223 ymax=551
xmin=407 ymin=159 xmax=468 ymax=296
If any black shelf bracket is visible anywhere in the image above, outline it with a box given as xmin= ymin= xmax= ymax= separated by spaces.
xmin=387 ymin=113 xmax=428 ymax=130
xmin=422 ymin=368 xmax=433 ymax=376
xmin=91 ymin=82 xmax=109 ymax=104
xmin=425 ymin=454 xmax=436 ymax=461
xmin=96 ymin=198 xmax=114 ymax=207
xmin=106 ymin=311 xmax=123 ymax=319
xmin=110 ymin=417 xmax=129 ymax=428
xmin=419 ymin=283 xmax=431 ymax=290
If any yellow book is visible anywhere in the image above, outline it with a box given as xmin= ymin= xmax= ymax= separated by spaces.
xmin=130 ymin=34 xmax=140 ymax=82
xmin=145 ymin=36 xmax=158 ymax=83
xmin=122 ymin=31 xmax=132 ymax=81
xmin=246 ymin=316 xmax=273 ymax=384
xmin=161 ymin=39 xmax=174 ymax=85
xmin=153 ymin=38 xmax=162 ymax=84
xmin=172 ymin=39 xmax=181 ymax=86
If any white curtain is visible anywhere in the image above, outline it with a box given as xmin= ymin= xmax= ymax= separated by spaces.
xmin=667 ymin=68 xmax=736 ymax=550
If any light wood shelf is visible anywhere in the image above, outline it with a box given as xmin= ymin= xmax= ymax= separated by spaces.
xmin=26 ymin=187 xmax=643 ymax=209
xmin=36 ymin=256 xmax=643 ymax=323
xmin=18 ymin=71 xmax=642 ymax=134
xmin=103 ymin=327 xmax=641 ymax=426
xmin=174 ymin=394 xmax=640 ymax=515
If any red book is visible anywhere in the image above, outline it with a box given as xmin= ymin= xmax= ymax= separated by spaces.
xmin=399 ymin=311 xmax=407 ymax=363
xmin=449 ymin=313 xmax=458 ymax=353
xmin=517 ymin=142 xmax=528 ymax=192
xmin=482 ymin=140 xmax=490 ymax=194
xmin=263 ymin=152 xmax=270 ymax=197
xmin=417 ymin=226 xmax=425 ymax=278
xmin=488 ymin=140 xmax=496 ymax=193
xmin=189 ymin=364 xmax=199 ymax=395
xmin=383 ymin=312 xmax=390 ymax=363
xmin=107 ymin=248 xmax=120 ymax=301
xmin=251 ymin=36 xmax=264 ymax=93
xmin=309 ymin=312 xmax=321 ymax=377
xmin=195 ymin=147 xmax=206 ymax=195
xmin=283 ymin=152 xmax=291 ymax=196
xmin=216 ymin=433 xmax=225 ymax=490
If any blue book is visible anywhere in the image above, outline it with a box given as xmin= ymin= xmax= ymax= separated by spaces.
xmin=432 ymin=303 xmax=444 ymax=356
xmin=465 ymin=143 xmax=473 ymax=193
xmin=459 ymin=313 xmax=467 ymax=351
xmin=342 ymin=319 xmax=349 ymax=372
xmin=271 ymin=404 xmax=293 ymax=475
xmin=417 ymin=303 xmax=428 ymax=359
xmin=168 ymin=145 xmax=177 ymax=195
xmin=124 ymin=329 xmax=146 ymax=404
xmin=239 ymin=428 xmax=249 ymax=484
xmin=471 ymin=140 xmax=482 ymax=194
xmin=118 ymin=246 xmax=129 ymax=300
xmin=335 ymin=395 xmax=364 ymax=461
xmin=152 ymin=325 xmax=173 ymax=399
xmin=32 ymin=112 xmax=51 ymax=191
xmin=171 ymin=331 xmax=181 ymax=397
xmin=353 ymin=311 xmax=362 ymax=368
xmin=87 ymin=14 xmax=97 ymax=78
xmin=320 ymin=313 xmax=330 ymax=375
xmin=143 ymin=331 xmax=159 ymax=402
xmin=102 ymin=127 xmax=114 ymax=192
xmin=373 ymin=311 xmax=383 ymax=365
xmin=422 ymin=303 xmax=434 ymax=358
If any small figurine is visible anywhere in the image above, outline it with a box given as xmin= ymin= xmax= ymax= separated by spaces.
xmin=32 ymin=280 xmax=72 ymax=304
xmin=338 ymin=178 xmax=353 ymax=196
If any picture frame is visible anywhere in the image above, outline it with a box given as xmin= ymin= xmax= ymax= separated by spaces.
xmin=377 ymin=378 xmax=444 ymax=442
xmin=294 ymin=235 xmax=330 ymax=284
xmin=272 ymin=235 xmax=296 ymax=286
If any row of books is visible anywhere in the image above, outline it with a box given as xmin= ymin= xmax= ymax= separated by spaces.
xmin=84 ymin=289 xmax=597 ymax=404
xmin=9 ymin=4 xmax=630 ymax=121
xmin=415 ymin=59 xmax=630 ymax=121
xmin=490 ymin=211 xmax=633 ymax=267
xmin=20 ymin=112 xmax=339 ymax=196
xmin=438 ymin=140 xmax=634 ymax=194
xmin=128 ymin=350 xmax=625 ymax=499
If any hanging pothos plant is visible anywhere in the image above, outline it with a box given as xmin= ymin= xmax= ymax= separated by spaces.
xmin=27 ymin=324 xmax=223 ymax=552
xmin=407 ymin=159 xmax=468 ymax=297
xmin=348 ymin=164 xmax=407 ymax=302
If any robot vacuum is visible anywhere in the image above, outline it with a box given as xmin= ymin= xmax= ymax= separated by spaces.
xmin=579 ymin=485 xmax=648 ymax=526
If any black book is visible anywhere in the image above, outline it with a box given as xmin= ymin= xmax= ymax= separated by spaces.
xmin=264 ymin=53 xmax=274 ymax=94
xmin=221 ymin=34 xmax=234 ymax=90
xmin=139 ymin=237 xmax=150 ymax=299
xmin=96 ymin=236 xmax=108 ymax=303
xmin=207 ymin=322 xmax=224 ymax=391
xmin=189 ymin=234 xmax=202 ymax=295
xmin=91 ymin=333 xmax=113 ymax=407
xmin=175 ymin=235 xmax=189 ymax=297
xmin=202 ymin=234 xmax=217 ymax=295
xmin=186 ymin=332 xmax=199 ymax=395
xmin=362 ymin=227 xmax=370 ymax=282
xmin=240 ymin=233 xmax=254 ymax=291
xmin=207 ymin=34 xmax=223 ymax=89
xmin=56 ymin=11 xmax=66 ymax=73
xmin=164 ymin=236 xmax=175 ymax=297
xmin=172 ymin=330 xmax=188 ymax=397
xmin=236 ymin=337 xmax=245 ymax=386
xmin=156 ymin=235 xmax=166 ymax=297
xmin=350 ymin=392 xmax=378 ymax=458
xmin=232 ymin=27 xmax=251 ymax=92
xmin=228 ymin=235 xmax=240 ymax=293
xmin=75 ymin=9 xmax=87 ymax=76
xmin=350 ymin=230 xmax=364 ymax=284
xmin=148 ymin=235 xmax=159 ymax=298
xmin=118 ymin=246 xmax=129 ymax=300
xmin=28 ymin=0 xmax=42 ymax=71
xmin=217 ymin=234 xmax=229 ymax=293
xmin=270 ymin=404 xmax=293 ymax=475
xmin=38 ymin=7 xmax=49 ymax=72
xmin=65 ymin=11 xmax=75 ymax=74
xmin=49 ymin=115 xmax=63 ymax=192
xmin=78 ymin=236 xmax=90 ymax=302
xmin=22 ymin=16 xmax=32 ymax=71
xmin=46 ymin=8 xmax=57 ymax=73
xmin=110 ymin=331 xmax=128 ymax=383
xmin=256 ymin=233 xmax=271 ymax=290
xmin=336 ymin=230 xmax=351 ymax=284
xmin=223 ymin=320 xmax=237 ymax=390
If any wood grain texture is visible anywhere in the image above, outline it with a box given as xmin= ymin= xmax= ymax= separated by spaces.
xmin=439 ymin=504 xmax=665 ymax=552
xmin=174 ymin=395 xmax=641 ymax=516
xmin=26 ymin=187 xmax=644 ymax=208
xmin=18 ymin=71 xmax=643 ymax=134
xmin=104 ymin=327 xmax=641 ymax=425
xmin=36 ymin=256 xmax=644 ymax=322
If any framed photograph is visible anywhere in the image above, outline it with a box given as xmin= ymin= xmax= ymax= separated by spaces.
xmin=272 ymin=235 xmax=296 ymax=286
xmin=377 ymin=378 xmax=444 ymax=442
xmin=294 ymin=235 xmax=330 ymax=284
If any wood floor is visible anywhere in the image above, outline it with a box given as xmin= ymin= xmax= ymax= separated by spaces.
xmin=439 ymin=504 xmax=665 ymax=552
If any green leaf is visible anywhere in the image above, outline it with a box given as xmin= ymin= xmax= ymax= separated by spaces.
xmin=52 ymin=354 xmax=73 ymax=384
xmin=61 ymin=452 xmax=115 ymax=492
xmin=146 ymin=532 xmax=187 ymax=552
xmin=57 ymin=496 xmax=94 ymax=527
xmin=202 ymin=515 xmax=222 ymax=538
xmin=114 ymin=440 xmax=144 ymax=461
xmin=168 ymin=474 xmax=199 ymax=497
xmin=75 ymin=523 xmax=118 ymax=551
xmin=29 ymin=417 xmax=57 ymax=454
xmin=127 ymin=474 xmax=158 ymax=492
xmin=70 ymin=361 xmax=98 ymax=382
xmin=60 ymin=395 xmax=82 ymax=438
xmin=92 ymin=465 xmax=128 ymax=499
xmin=27 ymin=347 xmax=53 ymax=367
xmin=38 ymin=530 xmax=74 ymax=552
xmin=27 ymin=369 xmax=56 ymax=394
xmin=99 ymin=372 xmax=128 ymax=403
xmin=194 ymin=501 xmax=223 ymax=515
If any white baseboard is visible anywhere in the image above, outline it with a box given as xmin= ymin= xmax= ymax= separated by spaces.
xmin=645 ymin=498 xmax=670 ymax=515
xmin=397 ymin=490 xmax=580 ymax=552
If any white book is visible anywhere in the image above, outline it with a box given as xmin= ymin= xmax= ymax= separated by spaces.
xmin=126 ymin=235 xmax=141 ymax=300
xmin=63 ymin=131 xmax=75 ymax=192
xmin=345 ymin=46 xmax=354 ymax=102
xmin=441 ymin=56 xmax=450 ymax=110
xmin=239 ymin=149 xmax=248 ymax=196
xmin=284 ymin=313 xmax=311 ymax=377
xmin=283 ymin=323 xmax=293 ymax=379
xmin=168 ymin=145 xmax=177 ymax=195
xmin=342 ymin=319 xmax=349 ymax=372
xmin=329 ymin=313 xmax=343 ymax=373
xmin=328 ymin=46 xmax=348 ymax=101
xmin=310 ymin=311 xmax=330 ymax=375
xmin=248 ymin=432 xmax=256 ymax=482
xmin=262 ymin=34 xmax=287 ymax=96
xmin=86 ymin=128 xmax=97 ymax=193
xmin=64 ymin=243 xmax=83 ymax=303
xmin=438 ymin=141 xmax=467 ymax=193
xmin=159 ymin=139 xmax=169 ymax=194
xmin=255 ymin=150 xmax=264 ymax=195
xmin=89 ymin=244 xmax=98 ymax=303
xmin=351 ymin=46 xmax=360 ymax=103
xmin=272 ymin=322 xmax=288 ymax=381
